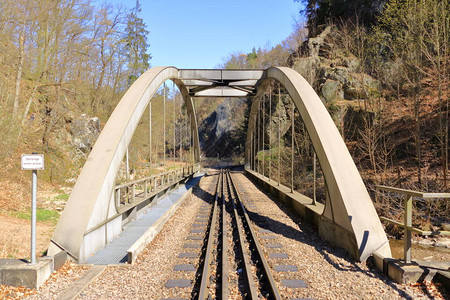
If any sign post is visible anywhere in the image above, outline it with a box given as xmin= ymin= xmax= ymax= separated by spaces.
xmin=21 ymin=153 xmax=44 ymax=265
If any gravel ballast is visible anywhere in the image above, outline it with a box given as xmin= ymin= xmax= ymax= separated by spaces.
xmin=6 ymin=169 xmax=445 ymax=299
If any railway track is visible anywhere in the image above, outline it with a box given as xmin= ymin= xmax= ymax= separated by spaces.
xmin=170 ymin=169 xmax=282 ymax=300
xmin=37 ymin=168 xmax=427 ymax=300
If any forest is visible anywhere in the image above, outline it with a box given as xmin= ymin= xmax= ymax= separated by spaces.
xmin=293 ymin=0 xmax=449 ymax=223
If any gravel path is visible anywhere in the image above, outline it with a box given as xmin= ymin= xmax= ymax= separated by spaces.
xmin=10 ymin=169 xmax=445 ymax=299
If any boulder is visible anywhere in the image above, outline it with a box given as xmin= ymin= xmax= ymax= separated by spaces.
xmin=328 ymin=67 xmax=350 ymax=85
xmin=321 ymin=79 xmax=343 ymax=103
xmin=341 ymin=56 xmax=361 ymax=72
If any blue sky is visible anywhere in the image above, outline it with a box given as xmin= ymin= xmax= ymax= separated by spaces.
xmin=105 ymin=0 xmax=304 ymax=69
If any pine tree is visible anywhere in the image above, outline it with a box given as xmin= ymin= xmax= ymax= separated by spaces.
xmin=124 ymin=0 xmax=150 ymax=86
xmin=298 ymin=0 xmax=386 ymax=36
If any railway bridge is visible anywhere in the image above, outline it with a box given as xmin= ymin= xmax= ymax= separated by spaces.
xmin=47 ymin=66 xmax=391 ymax=266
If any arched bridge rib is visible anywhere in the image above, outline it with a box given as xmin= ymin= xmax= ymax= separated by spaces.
xmin=48 ymin=66 xmax=391 ymax=263
xmin=48 ymin=67 xmax=201 ymax=261
xmin=245 ymin=67 xmax=391 ymax=261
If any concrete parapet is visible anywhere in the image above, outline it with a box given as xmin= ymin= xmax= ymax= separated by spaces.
xmin=0 ymin=257 xmax=54 ymax=289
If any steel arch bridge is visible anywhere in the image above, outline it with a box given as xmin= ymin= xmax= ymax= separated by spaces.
xmin=48 ymin=66 xmax=391 ymax=263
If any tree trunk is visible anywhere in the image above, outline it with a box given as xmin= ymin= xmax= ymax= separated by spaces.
xmin=16 ymin=83 xmax=39 ymax=141
xmin=414 ymin=91 xmax=422 ymax=185
xmin=13 ymin=34 xmax=25 ymax=117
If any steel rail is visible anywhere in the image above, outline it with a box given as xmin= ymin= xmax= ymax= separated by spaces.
xmin=198 ymin=169 xmax=222 ymax=300
xmin=196 ymin=169 xmax=281 ymax=299
xmin=228 ymin=170 xmax=282 ymax=300
xmin=226 ymin=170 xmax=259 ymax=299
xmin=220 ymin=170 xmax=230 ymax=299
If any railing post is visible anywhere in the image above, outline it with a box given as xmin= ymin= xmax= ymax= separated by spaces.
xmin=250 ymin=131 xmax=253 ymax=170
xmin=263 ymin=95 xmax=265 ymax=178
xmin=132 ymin=184 xmax=135 ymax=204
xmin=149 ymin=99 xmax=152 ymax=166
xmin=291 ymin=102 xmax=294 ymax=193
xmin=313 ymin=151 xmax=317 ymax=206
xmin=278 ymin=86 xmax=281 ymax=186
xmin=163 ymin=82 xmax=166 ymax=173
xmin=126 ymin=148 xmax=130 ymax=181
xmin=269 ymin=87 xmax=272 ymax=181
xmin=144 ymin=180 xmax=148 ymax=198
xmin=257 ymin=100 xmax=261 ymax=175
xmin=404 ymin=195 xmax=413 ymax=263
xmin=173 ymin=82 xmax=176 ymax=164
xmin=253 ymin=113 xmax=257 ymax=171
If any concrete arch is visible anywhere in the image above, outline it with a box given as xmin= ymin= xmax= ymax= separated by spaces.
xmin=48 ymin=67 xmax=200 ymax=262
xmin=245 ymin=67 xmax=391 ymax=261
xmin=48 ymin=66 xmax=389 ymax=263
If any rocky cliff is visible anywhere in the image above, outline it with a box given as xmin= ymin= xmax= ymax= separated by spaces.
xmin=290 ymin=26 xmax=380 ymax=105
xmin=198 ymin=98 xmax=248 ymax=158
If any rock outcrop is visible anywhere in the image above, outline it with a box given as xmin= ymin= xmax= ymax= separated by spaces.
xmin=198 ymin=98 xmax=248 ymax=158
xmin=68 ymin=114 xmax=101 ymax=153
xmin=290 ymin=26 xmax=381 ymax=106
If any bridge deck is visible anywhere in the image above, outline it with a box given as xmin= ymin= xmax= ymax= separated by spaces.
xmin=85 ymin=173 xmax=203 ymax=265
xmin=21 ymin=170 xmax=434 ymax=298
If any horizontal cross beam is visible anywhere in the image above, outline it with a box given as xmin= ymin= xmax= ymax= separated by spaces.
xmin=178 ymin=69 xmax=264 ymax=97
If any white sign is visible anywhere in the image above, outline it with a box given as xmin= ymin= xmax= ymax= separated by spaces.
xmin=21 ymin=154 xmax=44 ymax=170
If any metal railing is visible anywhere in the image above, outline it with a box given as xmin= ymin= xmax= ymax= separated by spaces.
xmin=115 ymin=164 xmax=198 ymax=213
xmin=375 ymin=185 xmax=450 ymax=263
xmin=83 ymin=164 xmax=199 ymax=237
